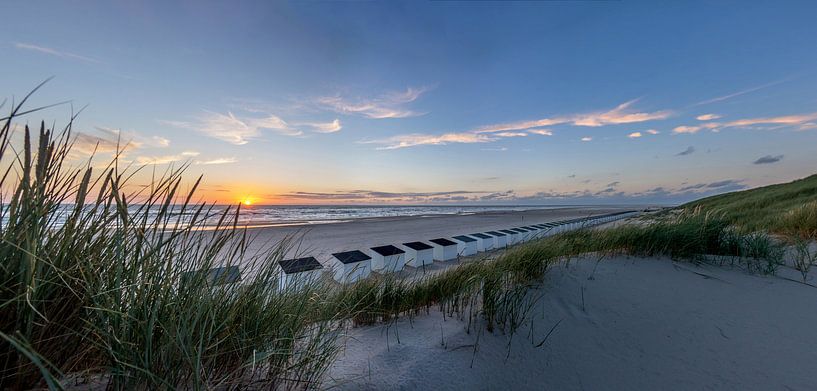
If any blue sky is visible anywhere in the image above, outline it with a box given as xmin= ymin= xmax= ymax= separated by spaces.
xmin=2 ymin=1 xmax=817 ymax=205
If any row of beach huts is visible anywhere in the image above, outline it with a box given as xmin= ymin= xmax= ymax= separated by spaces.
xmin=188 ymin=211 xmax=638 ymax=290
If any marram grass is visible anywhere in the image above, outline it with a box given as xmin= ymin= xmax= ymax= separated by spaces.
xmin=1 ymin=92 xmax=790 ymax=389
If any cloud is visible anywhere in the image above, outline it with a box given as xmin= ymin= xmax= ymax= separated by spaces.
xmin=481 ymin=147 xmax=508 ymax=151
xmin=299 ymin=119 xmax=342 ymax=133
xmin=673 ymin=125 xmax=701 ymax=134
xmin=628 ymin=132 xmax=642 ymax=138
xmin=752 ymin=154 xmax=783 ymax=165
xmin=196 ymin=157 xmax=238 ymax=165
xmin=581 ymin=137 xmax=593 ymax=142
xmin=646 ymin=129 xmax=659 ymax=135
xmin=163 ymin=111 xmax=302 ymax=145
xmin=495 ymin=132 xmax=528 ymax=138
xmin=136 ymin=151 xmax=199 ymax=165
xmin=476 ymin=99 xmax=672 ymax=134
xmin=528 ymin=128 xmax=553 ymax=136
xmin=673 ymin=111 xmax=817 ymax=135
xmin=722 ymin=112 xmax=817 ymax=128
xmin=693 ymin=78 xmax=789 ymax=106
xmin=676 ymin=146 xmax=695 ymax=156
xmin=696 ymin=114 xmax=721 ymax=121
xmin=365 ymin=100 xmax=670 ymax=149
xmin=13 ymin=42 xmax=101 ymax=63
xmin=362 ymin=132 xmax=495 ymax=150
xmin=94 ymin=126 xmax=170 ymax=149
xmin=317 ymin=86 xmax=430 ymax=119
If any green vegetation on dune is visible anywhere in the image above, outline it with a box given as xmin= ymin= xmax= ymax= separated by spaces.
xmin=682 ymin=174 xmax=817 ymax=237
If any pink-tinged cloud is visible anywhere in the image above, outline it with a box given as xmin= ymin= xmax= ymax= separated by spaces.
xmin=628 ymin=132 xmax=642 ymax=138
xmin=646 ymin=129 xmax=659 ymax=134
xmin=528 ymin=128 xmax=553 ymax=136
xmin=475 ymin=99 xmax=672 ymax=133
xmin=363 ymin=132 xmax=496 ymax=150
xmin=673 ymin=125 xmax=702 ymax=134
xmin=317 ymin=86 xmax=430 ymax=119
xmin=696 ymin=113 xmax=721 ymax=121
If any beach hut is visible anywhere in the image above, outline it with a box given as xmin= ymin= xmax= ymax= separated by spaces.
xmin=278 ymin=256 xmax=323 ymax=290
xmin=452 ymin=235 xmax=478 ymax=256
xmin=401 ymin=241 xmax=434 ymax=267
xmin=500 ymin=229 xmax=520 ymax=245
xmin=331 ymin=250 xmax=372 ymax=283
xmin=511 ymin=227 xmax=531 ymax=242
xmin=181 ymin=265 xmax=241 ymax=287
xmin=429 ymin=238 xmax=458 ymax=261
xmin=485 ymin=231 xmax=508 ymax=248
xmin=469 ymin=232 xmax=494 ymax=251
xmin=521 ymin=226 xmax=540 ymax=240
xmin=369 ymin=245 xmax=406 ymax=272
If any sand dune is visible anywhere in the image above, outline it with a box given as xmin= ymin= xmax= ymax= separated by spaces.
xmin=325 ymin=256 xmax=817 ymax=390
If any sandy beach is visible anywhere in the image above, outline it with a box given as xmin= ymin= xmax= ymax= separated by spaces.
xmin=325 ymin=255 xmax=817 ymax=390
xmin=242 ymin=206 xmax=641 ymax=265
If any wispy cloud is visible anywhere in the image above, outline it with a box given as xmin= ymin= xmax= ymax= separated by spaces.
xmin=136 ymin=151 xmax=199 ymax=165
xmin=676 ymin=146 xmax=695 ymax=156
xmin=693 ymin=78 xmax=789 ymax=106
xmin=696 ymin=113 xmax=721 ymax=121
xmin=646 ymin=129 xmax=660 ymax=135
xmin=528 ymin=128 xmax=553 ymax=136
xmin=196 ymin=157 xmax=238 ymax=165
xmin=362 ymin=132 xmax=495 ymax=150
xmin=628 ymin=132 xmax=642 ymax=138
xmin=317 ymin=86 xmax=430 ymax=119
xmin=581 ymin=136 xmax=593 ymax=142
xmin=365 ymin=100 xmax=669 ymax=149
xmin=298 ymin=119 xmax=342 ymax=133
xmin=162 ymin=111 xmax=302 ymax=145
xmin=752 ymin=154 xmax=783 ymax=165
xmin=673 ymin=111 xmax=817 ymax=134
xmin=476 ymin=99 xmax=672 ymax=133
xmin=13 ymin=42 xmax=101 ymax=64
xmin=673 ymin=125 xmax=701 ymax=134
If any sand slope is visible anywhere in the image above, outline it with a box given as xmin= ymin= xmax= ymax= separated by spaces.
xmin=325 ymin=256 xmax=817 ymax=390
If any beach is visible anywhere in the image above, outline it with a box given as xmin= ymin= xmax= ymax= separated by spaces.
xmin=241 ymin=206 xmax=641 ymax=265
xmin=325 ymin=255 xmax=817 ymax=390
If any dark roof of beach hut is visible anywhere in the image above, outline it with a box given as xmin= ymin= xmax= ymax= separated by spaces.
xmin=430 ymin=238 xmax=457 ymax=246
xmin=470 ymin=233 xmax=492 ymax=239
xmin=499 ymin=229 xmax=518 ymax=235
xmin=371 ymin=245 xmax=406 ymax=256
xmin=403 ymin=241 xmax=433 ymax=251
xmin=486 ymin=231 xmax=506 ymax=237
xmin=181 ymin=265 xmax=241 ymax=286
xmin=332 ymin=250 xmax=372 ymax=264
xmin=452 ymin=235 xmax=477 ymax=243
xmin=511 ymin=228 xmax=529 ymax=233
xmin=279 ymin=257 xmax=323 ymax=274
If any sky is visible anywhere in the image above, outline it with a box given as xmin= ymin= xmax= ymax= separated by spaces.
xmin=2 ymin=1 xmax=817 ymax=206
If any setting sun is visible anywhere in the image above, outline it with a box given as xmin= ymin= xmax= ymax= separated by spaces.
xmin=241 ymin=198 xmax=253 ymax=206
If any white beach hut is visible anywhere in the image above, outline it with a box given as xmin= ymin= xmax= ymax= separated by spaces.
xmin=401 ymin=241 xmax=434 ymax=267
xmin=369 ymin=245 xmax=407 ymax=273
xmin=278 ymin=256 xmax=323 ymax=291
xmin=524 ymin=226 xmax=542 ymax=239
xmin=486 ymin=231 xmax=508 ymax=248
xmin=500 ymin=229 xmax=520 ymax=245
xmin=181 ymin=265 xmax=241 ymax=287
xmin=429 ymin=238 xmax=458 ymax=261
xmin=469 ymin=232 xmax=494 ymax=251
xmin=452 ymin=235 xmax=478 ymax=256
xmin=511 ymin=227 xmax=531 ymax=242
xmin=331 ymin=250 xmax=372 ymax=283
